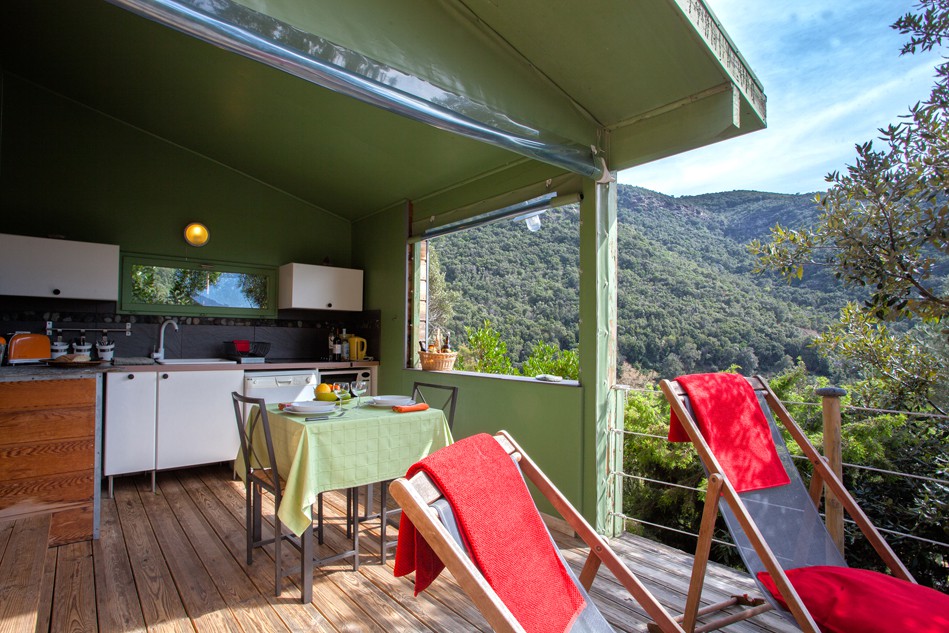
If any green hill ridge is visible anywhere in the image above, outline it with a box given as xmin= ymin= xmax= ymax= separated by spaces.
xmin=430 ymin=183 xmax=858 ymax=377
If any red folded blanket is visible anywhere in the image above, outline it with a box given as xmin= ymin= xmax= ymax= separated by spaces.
xmin=393 ymin=402 xmax=429 ymax=413
xmin=394 ymin=434 xmax=584 ymax=633
xmin=669 ymin=373 xmax=790 ymax=493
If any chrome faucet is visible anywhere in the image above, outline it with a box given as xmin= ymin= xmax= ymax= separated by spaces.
xmin=153 ymin=319 xmax=179 ymax=361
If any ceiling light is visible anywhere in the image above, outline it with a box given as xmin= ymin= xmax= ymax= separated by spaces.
xmin=184 ymin=222 xmax=210 ymax=247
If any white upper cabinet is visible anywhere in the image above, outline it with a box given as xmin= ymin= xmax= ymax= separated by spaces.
xmin=0 ymin=233 xmax=120 ymax=301
xmin=278 ymin=263 xmax=363 ymax=311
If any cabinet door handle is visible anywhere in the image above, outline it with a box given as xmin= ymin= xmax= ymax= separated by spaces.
xmin=162 ymin=373 xmax=169 ymax=379
xmin=52 ymin=288 xmax=61 ymax=295
xmin=326 ymin=302 xmax=332 ymax=308
xmin=128 ymin=374 xmax=135 ymax=380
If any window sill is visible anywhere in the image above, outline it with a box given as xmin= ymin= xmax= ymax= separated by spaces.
xmin=405 ymin=367 xmax=579 ymax=386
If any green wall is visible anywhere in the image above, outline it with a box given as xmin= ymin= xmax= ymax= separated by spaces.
xmin=352 ymin=185 xmax=589 ymax=517
xmin=0 ymin=73 xmax=349 ymax=267
xmin=1 ymin=68 xmax=600 ymax=522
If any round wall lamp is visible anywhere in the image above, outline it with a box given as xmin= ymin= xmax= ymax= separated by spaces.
xmin=183 ymin=222 xmax=210 ymax=247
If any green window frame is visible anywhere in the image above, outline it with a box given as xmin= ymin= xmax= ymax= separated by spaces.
xmin=120 ymin=254 xmax=277 ymax=318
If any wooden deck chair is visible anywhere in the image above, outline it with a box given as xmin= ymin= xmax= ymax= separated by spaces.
xmin=659 ymin=373 xmax=949 ymax=633
xmin=389 ymin=431 xmax=685 ymax=633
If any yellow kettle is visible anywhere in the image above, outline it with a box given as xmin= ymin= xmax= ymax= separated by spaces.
xmin=349 ymin=336 xmax=367 ymax=360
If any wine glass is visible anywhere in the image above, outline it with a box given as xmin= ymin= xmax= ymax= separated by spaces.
xmin=350 ymin=380 xmax=368 ymax=407
xmin=332 ymin=383 xmax=347 ymax=408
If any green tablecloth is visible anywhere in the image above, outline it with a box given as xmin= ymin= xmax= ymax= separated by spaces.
xmin=238 ymin=403 xmax=452 ymax=536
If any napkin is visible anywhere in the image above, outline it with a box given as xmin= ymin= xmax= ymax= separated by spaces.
xmin=393 ymin=403 xmax=429 ymax=413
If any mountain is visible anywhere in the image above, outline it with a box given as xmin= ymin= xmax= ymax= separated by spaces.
xmin=430 ymin=184 xmax=859 ymax=377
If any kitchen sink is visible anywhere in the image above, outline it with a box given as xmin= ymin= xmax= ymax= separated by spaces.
xmin=156 ymin=358 xmax=238 ymax=365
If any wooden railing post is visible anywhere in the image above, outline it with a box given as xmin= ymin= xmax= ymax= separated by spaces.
xmin=814 ymin=386 xmax=847 ymax=555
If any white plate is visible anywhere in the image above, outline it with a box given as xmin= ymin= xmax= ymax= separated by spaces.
xmin=283 ymin=401 xmax=337 ymax=414
xmin=371 ymin=395 xmax=414 ymax=404
xmin=367 ymin=397 xmax=415 ymax=408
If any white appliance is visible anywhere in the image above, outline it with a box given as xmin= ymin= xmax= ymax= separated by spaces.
xmin=243 ymin=370 xmax=319 ymax=404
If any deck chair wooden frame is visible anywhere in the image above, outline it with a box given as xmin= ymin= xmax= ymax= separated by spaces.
xmin=389 ymin=430 xmax=685 ymax=633
xmin=659 ymin=375 xmax=916 ymax=633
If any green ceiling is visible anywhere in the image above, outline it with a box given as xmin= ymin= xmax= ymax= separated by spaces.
xmin=0 ymin=0 xmax=765 ymax=222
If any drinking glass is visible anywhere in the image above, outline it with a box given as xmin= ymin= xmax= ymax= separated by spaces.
xmin=350 ymin=380 xmax=368 ymax=407
xmin=332 ymin=383 xmax=347 ymax=408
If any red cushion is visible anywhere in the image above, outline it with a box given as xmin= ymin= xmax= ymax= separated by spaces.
xmin=757 ymin=566 xmax=949 ymax=633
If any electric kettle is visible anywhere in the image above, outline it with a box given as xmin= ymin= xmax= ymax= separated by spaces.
xmin=349 ymin=336 xmax=367 ymax=361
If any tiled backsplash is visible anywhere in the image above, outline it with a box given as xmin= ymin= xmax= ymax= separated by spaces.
xmin=0 ymin=296 xmax=380 ymax=361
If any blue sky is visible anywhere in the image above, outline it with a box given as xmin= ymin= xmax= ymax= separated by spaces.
xmin=619 ymin=0 xmax=944 ymax=197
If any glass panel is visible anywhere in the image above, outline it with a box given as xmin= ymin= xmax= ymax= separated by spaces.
xmin=121 ymin=255 xmax=276 ymax=317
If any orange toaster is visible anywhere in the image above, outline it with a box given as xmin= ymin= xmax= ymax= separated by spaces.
xmin=7 ymin=333 xmax=52 ymax=363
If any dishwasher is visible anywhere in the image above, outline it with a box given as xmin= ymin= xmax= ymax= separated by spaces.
xmin=243 ymin=369 xmax=319 ymax=405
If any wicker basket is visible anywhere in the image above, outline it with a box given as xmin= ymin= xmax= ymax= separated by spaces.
xmin=418 ymin=351 xmax=457 ymax=371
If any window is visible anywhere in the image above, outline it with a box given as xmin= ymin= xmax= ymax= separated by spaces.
xmin=410 ymin=191 xmax=582 ymax=379
xmin=120 ymin=254 xmax=277 ymax=317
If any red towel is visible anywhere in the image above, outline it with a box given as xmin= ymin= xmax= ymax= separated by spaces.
xmin=394 ymin=434 xmax=585 ymax=633
xmin=233 ymin=339 xmax=250 ymax=353
xmin=393 ymin=403 xmax=430 ymax=413
xmin=669 ymin=373 xmax=790 ymax=492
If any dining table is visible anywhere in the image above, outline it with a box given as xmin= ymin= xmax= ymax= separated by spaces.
xmin=237 ymin=400 xmax=453 ymax=538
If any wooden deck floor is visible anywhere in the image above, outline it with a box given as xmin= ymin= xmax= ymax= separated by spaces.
xmin=1 ymin=465 xmax=796 ymax=633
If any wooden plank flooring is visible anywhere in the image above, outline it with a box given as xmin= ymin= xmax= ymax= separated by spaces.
xmin=0 ymin=465 xmax=796 ymax=633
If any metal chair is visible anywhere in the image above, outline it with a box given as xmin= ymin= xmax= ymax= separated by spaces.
xmin=411 ymin=382 xmax=459 ymax=429
xmin=231 ymin=391 xmax=314 ymax=603
xmin=376 ymin=382 xmax=459 ymax=563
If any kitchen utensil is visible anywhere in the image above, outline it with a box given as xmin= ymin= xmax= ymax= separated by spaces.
xmin=51 ymin=340 xmax=70 ymax=359
xmin=349 ymin=336 xmax=367 ymax=360
xmin=7 ymin=333 xmax=51 ymax=363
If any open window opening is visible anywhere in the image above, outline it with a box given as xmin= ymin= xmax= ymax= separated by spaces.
xmin=407 ymin=184 xmax=583 ymax=380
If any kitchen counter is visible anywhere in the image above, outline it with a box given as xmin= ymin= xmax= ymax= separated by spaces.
xmin=0 ymin=359 xmax=379 ymax=380
xmin=0 ymin=364 xmax=106 ymax=381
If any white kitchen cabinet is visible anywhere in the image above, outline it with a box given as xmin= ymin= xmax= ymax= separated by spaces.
xmin=0 ymin=233 xmax=120 ymax=300
xmin=278 ymin=263 xmax=363 ymax=311
xmin=104 ymin=369 xmax=243 ymax=480
xmin=104 ymin=372 xmax=158 ymax=477
xmin=156 ymin=370 xmax=244 ymax=470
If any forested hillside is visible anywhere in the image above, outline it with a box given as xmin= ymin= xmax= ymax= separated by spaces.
xmin=431 ymin=184 xmax=860 ymax=377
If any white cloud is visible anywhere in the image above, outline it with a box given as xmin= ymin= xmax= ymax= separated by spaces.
xmin=619 ymin=0 xmax=943 ymax=196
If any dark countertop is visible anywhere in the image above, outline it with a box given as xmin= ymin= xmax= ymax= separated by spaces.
xmin=0 ymin=359 xmax=380 ymax=381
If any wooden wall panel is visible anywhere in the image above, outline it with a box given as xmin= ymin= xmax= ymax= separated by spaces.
xmin=0 ymin=406 xmax=95 ymax=442
xmin=0 ymin=379 xmax=95 ymax=411
xmin=0 ymin=378 xmax=97 ymax=546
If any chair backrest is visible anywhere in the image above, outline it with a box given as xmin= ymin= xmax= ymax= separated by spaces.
xmin=661 ymin=374 xmax=913 ymax=627
xmin=231 ymin=391 xmax=282 ymax=501
xmin=683 ymin=389 xmax=846 ymax=577
xmin=390 ymin=431 xmax=685 ymax=633
xmin=411 ymin=382 xmax=458 ymax=429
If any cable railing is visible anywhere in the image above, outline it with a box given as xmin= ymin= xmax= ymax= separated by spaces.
xmin=607 ymin=386 xmax=949 ymax=553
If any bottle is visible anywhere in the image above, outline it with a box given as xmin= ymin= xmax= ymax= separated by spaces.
xmin=333 ymin=329 xmax=342 ymax=361
xmin=341 ymin=328 xmax=350 ymax=361
xmin=328 ymin=332 xmax=335 ymax=359
xmin=427 ymin=337 xmax=437 ymax=353
xmin=441 ymin=331 xmax=452 ymax=353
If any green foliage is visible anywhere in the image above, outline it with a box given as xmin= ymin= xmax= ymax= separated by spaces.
xmin=814 ymin=304 xmax=948 ymax=412
xmin=749 ymin=1 xmax=949 ymax=325
xmin=456 ymin=320 xmax=515 ymax=375
xmin=521 ymin=342 xmax=579 ymax=380
xmin=621 ymin=364 xmax=949 ymax=591
xmin=426 ymin=246 xmax=460 ymax=332
xmin=433 ymin=187 xmax=852 ymax=380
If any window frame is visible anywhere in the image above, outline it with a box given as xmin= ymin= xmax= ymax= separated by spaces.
xmin=119 ymin=253 xmax=278 ymax=318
